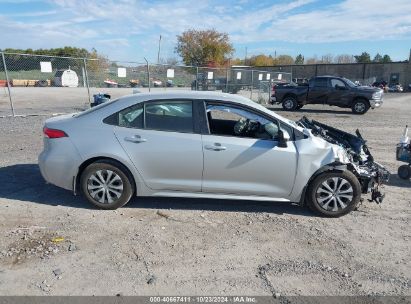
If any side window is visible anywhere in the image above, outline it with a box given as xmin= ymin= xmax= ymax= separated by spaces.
xmin=313 ymin=78 xmax=329 ymax=88
xmin=145 ymin=100 xmax=193 ymax=133
xmin=331 ymin=79 xmax=346 ymax=89
xmin=103 ymin=103 xmax=143 ymax=129
xmin=206 ymin=103 xmax=279 ymax=140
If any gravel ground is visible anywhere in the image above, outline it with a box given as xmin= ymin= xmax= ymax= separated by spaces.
xmin=0 ymin=92 xmax=410 ymax=296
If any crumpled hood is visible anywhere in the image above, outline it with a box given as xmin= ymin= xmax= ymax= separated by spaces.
xmin=297 ymin=116 xmax=368 ymax=157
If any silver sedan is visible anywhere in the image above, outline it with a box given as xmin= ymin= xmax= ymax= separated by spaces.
xmin=39 ymin=91 xmax=388 ymax=217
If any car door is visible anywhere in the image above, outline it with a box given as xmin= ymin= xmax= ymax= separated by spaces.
xmin=110 ymin=100 xmax=203 ymax=192
xmin=307 ymin=77 xmax=330 ymax=104
xmin=328 ymin=78 xmax=351 ymax=106
xmin=201 ymin=102 xmax=298 ymax=198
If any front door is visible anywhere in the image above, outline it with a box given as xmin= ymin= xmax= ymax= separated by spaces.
xmin=328 ymin=78 xmax=351 ymax=106
xmin=113 ymin=100 xmax=203 ymax=191
xmin=201 ymin=103 xmax=298 ymax=198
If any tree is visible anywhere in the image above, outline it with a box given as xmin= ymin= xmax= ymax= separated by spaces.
xmin=249 ymin=54 xmax=274 ymax=66
xmin=321 ymin=54 xmax=334 ymax=64
xmin=305 ymin=56 xmax=319 ymax=64
xmin=354 ymin=52 xmax=371 ymax=63
xmin=175 ymin=29 xmax=234 ymax=66
xmin=231 ymin=58 xmax=244 ymax=65
xmin=275 ymin=55 xmax=294 ymax=65
xmin=335 ymin=54 xmax=355 ymax=63
xmin=295 ymin=54 xmax=304 ymax=64
xmin=1 ymin=47 xmax=106 ymax=72
xmin=373 ymin=53 xmax=383 ymax=62
xmin=382 ymin=54 xmax=392 ymax=63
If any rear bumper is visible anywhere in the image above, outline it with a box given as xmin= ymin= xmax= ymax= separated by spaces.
xmin=38 ymin=137 xmax=82 ymax=191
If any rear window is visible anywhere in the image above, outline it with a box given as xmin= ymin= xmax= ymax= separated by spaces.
xmin=75 ymin=99 xmax=118 ymax=118
xmin=103 ymin=103 xmax=144 ymax=128
xmin=145 ymin=100 xmax=193 ymax=133
xmin=313 ymin=78 xmax=329 ymax=88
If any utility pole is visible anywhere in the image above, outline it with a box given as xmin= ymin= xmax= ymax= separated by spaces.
xmin=157 ymin=35 xmax=162 ymax=64
xmin=244 ymin=47 xmax=247 ymax=65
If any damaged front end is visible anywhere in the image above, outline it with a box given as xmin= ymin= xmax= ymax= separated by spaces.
xmin=297 ymin=116 xmax=390 ymax=204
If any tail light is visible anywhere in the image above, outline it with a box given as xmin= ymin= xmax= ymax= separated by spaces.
xmin=43 ymin=127 xmax=68 ymax=138
xmin=272 ymin=85 xmax=276 ymax=95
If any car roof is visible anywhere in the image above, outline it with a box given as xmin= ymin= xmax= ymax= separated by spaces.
xmin=116 ymin=90 xmax=269 ymax=113
xmin=81 ymin=90 xmax=302 ymax=130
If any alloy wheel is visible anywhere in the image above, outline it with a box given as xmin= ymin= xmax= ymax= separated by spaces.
xmin=87 ymin=169 xmax=124 ymax=204
xmin=316 ymin=177 xmax=353 ymax=212
xmin=354 ymin=102 xmax=366 ymax=113
xmin=284 ymin=99 xmax=294 ymax=110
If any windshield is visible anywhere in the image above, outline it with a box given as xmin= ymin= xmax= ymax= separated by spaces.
xmin=343 ymin=78 xmax=358 ymax=88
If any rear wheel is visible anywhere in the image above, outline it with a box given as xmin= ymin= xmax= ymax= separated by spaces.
xmin=398 ymin=165 xmax=411 ymax=180
xmin=282 ymin=96 xmax=298 ymax=111
xmin=80 ymin=160 xmax=134 ymax=209
xmin=351 ymin=99 xmax=370 ymax=114
xmin=306 ymin=171 xmax=361 ymax=217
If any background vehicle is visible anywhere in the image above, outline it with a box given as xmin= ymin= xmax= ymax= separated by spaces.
xmin=271 ymin=76 xmax=384 ymax=114
xmin=388 ymin=84 xmax=403 ymax=93
xmin=397 ymin=125 xmax=411 ymax=180
xmin=372 ymin=80 xmax=388 ymax=92
xmin=39 ymin=91 xmax=389 ymax=217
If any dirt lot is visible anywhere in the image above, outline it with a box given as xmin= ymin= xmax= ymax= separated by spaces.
xmin=0 ymin=92 xmax=409 ymax=296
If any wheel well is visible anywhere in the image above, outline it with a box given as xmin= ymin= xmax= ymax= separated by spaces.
xmin=282 ymin=94 xmax=297 ymax=102
xmin=298 ymin=162 xmax=347 ymax=206
xmin=75 ymin=157 xmax=136 ymax=195
xmin=351 ymin=97 xmax=370 ymax=107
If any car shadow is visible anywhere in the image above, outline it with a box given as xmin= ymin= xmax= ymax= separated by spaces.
xmin=267 ymin=106 xmax=354 ymax=115
xmin=386 ymin=174 xmax=411 ymax=188
xmin=0 ymin=163 xmax=313 ymax=216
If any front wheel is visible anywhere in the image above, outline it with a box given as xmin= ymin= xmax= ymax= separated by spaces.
xmin=80 ymin=160 xmax=134 ymax=209
xmin=351 ymin=99 xmax=370 ymax=114
xmin=306 ymin=171 xmax=361 ymax=217
xmin=282 ymin=96 xmax=298 ymax=111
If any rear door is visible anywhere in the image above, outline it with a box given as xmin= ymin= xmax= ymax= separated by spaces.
xmin=307 ymin=77 xmax=330 ymax=104
xmin=109 ymin=100 xmax=203 ymax=191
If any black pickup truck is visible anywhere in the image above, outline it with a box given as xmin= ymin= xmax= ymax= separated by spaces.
xmin=271 ymin=76 xmax=384 ymax=114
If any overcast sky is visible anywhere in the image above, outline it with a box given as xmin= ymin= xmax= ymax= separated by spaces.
xmin=0 ymin=0 xmax=410 ymax=62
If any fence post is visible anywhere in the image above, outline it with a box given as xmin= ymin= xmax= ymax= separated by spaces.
xmin=196 ymin=66 xmax=199 ymax=91
xmin=83 ymin=58 xmax=91 ymax=106
xmin=144 ymin=57 xmax=150 ymax=92
xmin=1 ymin=52 xmax=15 ymax=117
xmin=225 ymin=66 xmax=229 ymax=92
xmin=250 ymin=70 xmax=254 ymax=100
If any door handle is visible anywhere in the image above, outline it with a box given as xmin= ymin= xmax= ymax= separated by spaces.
xmin=124 ymin=135 xmax=147 ymax=143
xmin=204 ymin=143 xmax=226 ymax=151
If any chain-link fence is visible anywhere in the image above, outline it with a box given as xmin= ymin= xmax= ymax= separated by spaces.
xmin=0 ymin=52 xmax=292 ymax=116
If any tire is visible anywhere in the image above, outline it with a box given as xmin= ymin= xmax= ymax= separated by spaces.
xmin=398 ymin=165 xmax=411 ymax=180
xmin=35 ymin=80 xmax=48 ymax=87
xmin=80 ymin=160 xmax=134 ymax=209
xmin=351 ymin=99 xmax=370 ymax=114
xmin=282 ymin=96 xmax=298 ymax=111
xmin=306 ymin=171 xmax=361 ymax=217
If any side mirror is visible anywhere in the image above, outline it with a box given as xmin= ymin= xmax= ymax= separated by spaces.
xmin=278 ymin=129 xmax=290 ymax=148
